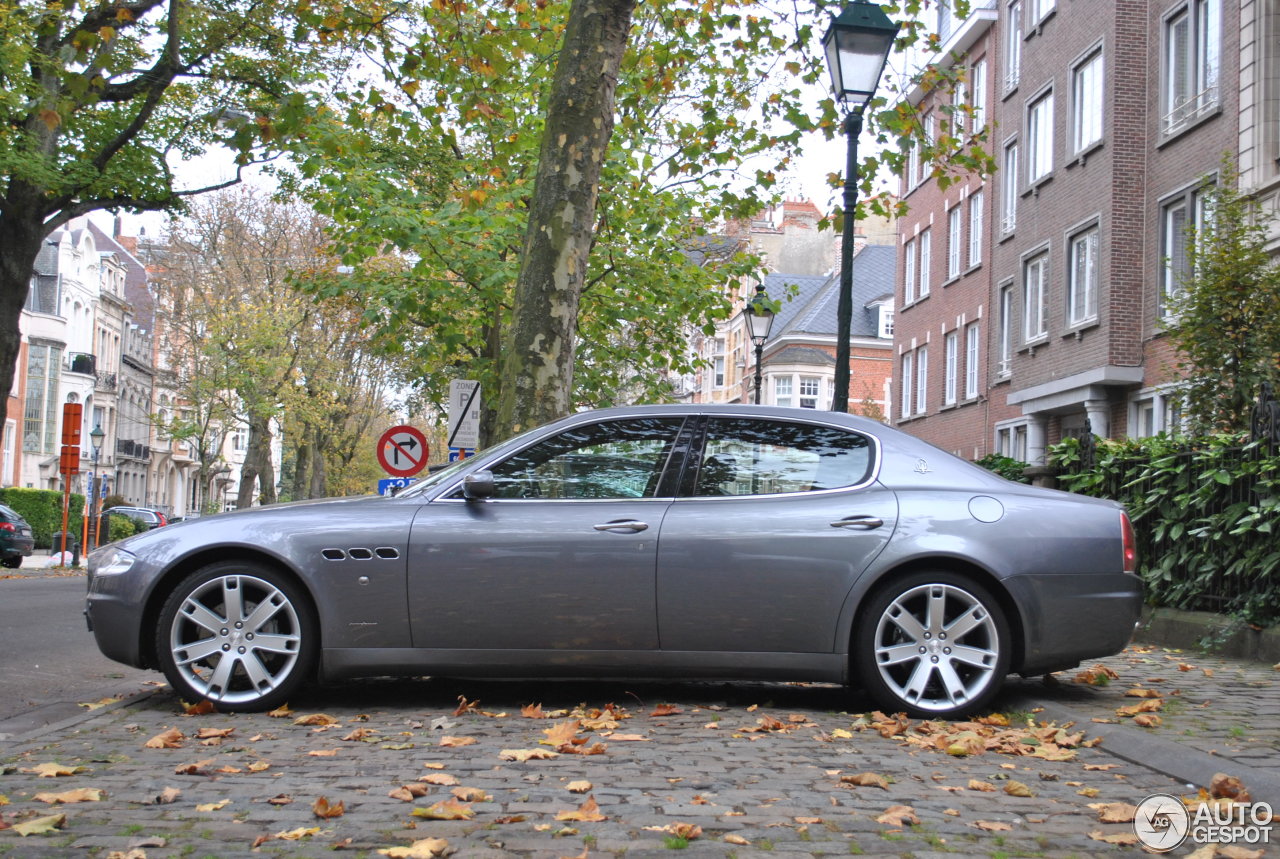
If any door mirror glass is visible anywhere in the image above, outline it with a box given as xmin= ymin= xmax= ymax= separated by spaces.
xmin=462 ymin=470 xmax=496 ymax=500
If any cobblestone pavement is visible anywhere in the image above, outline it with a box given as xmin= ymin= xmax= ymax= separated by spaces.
xmin=1 ymin=645 xmax=1276 ymax=858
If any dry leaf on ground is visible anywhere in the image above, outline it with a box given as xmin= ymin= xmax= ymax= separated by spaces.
xmin=555 ymin=796 xmax=606 ymax=822
xmin=875 ymin=805 xmax=920 ymax=826
xmin=377 ymin=838 xmax=451 ymax=858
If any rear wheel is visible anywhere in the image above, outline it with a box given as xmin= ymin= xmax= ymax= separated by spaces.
xmin=2 ymin=556 xmax=21 ymax=569
xmin=854 ymin=571 xmax=1010 ymax=718
xmin=156 ymin=561 xmax=317 ymax=712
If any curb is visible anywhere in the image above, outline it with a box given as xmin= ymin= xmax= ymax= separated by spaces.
xmin=1005 ymin=692 xmax=1280 ymax=808
xmin=0 ymin=687 xmax=159 ymax=746
xmin=1136 ymin=607 xmax=1280 ymax=664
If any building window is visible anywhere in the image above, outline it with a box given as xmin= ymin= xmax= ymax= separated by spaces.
xmin=799 ymin=377 xmax=821 ymax=409
xmin=878 ymin=307 xmax=894 ymax=339
xmin=1001 ymin=142 xmax=1019 ymax=233
xmin=1072 ymin=50 xmax=1104 ymax=153
xmin=1069 ymin=226 xmax=1099 ymax=325
xmin=971 ymin=59 xmax=988 ymax=131
xmin=1130 ymin=387 xmax=1186 ymax=438
xmin=915 ymin=346 xmax=929 ymax=415
xmin=968 ymin=191 xmax=984 ymax=267
xmin=996 ymin=422 xmax=1029 ymax=460
xmin=774 ymin=376 xmax=793 ymax=408
xmin=1005 ymin=1 xmax=1022 ymax=92
xmin=23 ymin=343 xmax=62 ymax=455
xmin=947 ymin=206 xmax=962 ymax=279
xmin=903 ymin=237 xmax=916 ymax=303
xmin=918 ymin=229 xmax=932 ymax=297
xmin=901 ymin=352 xmax=914 ymax=418
xmin=944 ymin=331 xmax=959 ymax=406
xmin=919 ymin=112 xmax=934 ymax=185
xmin=3 ymin=421 xmax=13 ymax=486
xmin=905 ymin=138 xmax=920 ymax=192
xmin=713 ymin=338 xmax=725 ymax=388
xmin=1032 ymin=0 xmax=1055 ymax=20
xmin=1028 ymin=91 xmax=1055 ymax=182
xmin=965 ymin=323 xmax=980 ymax=399
xmin=1161 ymin=187 xmax=1206 ymax=315
xmin=1023 ymin=253 xmax=1048 ymax=342
xmin=998 ymin=284 xmax=1013 ymax=376
xmin=1163 ymin=0 xmax=1220 ymax=135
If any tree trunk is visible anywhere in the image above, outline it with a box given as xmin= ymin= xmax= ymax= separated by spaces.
xmin=309 ymin=425 xmax=328 ymax=498
xmin=291 ymin=435 xmax=313 ymax=500
xmin=235 ymin=415 xmax=276 ymax=508
xmin=494 ymin=0 xmax=636 ymax=440
xmin=0 ymin=212 xmax=49 ymax=431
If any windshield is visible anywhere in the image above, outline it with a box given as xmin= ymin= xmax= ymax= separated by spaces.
xmin=394 ymin=423 xmax=550 ymax=498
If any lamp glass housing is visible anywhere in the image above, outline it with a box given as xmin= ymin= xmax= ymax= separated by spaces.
xmin=822 ymin=1 xmax=899 ymax=108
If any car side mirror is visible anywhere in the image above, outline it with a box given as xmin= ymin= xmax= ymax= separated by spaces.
xmin=462 ymin=470 xmax=496 ymax=500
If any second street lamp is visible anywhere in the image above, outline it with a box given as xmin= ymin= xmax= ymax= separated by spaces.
xmin=822 ymin=0 xmax=899 ymax=412
xmin=88 ymin=423 xmax=105 ymax=553
xmin=743 ymin=283 xmax=775 ymax=405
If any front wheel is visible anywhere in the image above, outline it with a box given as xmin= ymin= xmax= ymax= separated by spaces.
xmin=155 ymin=562 xmax=317 ymax=712
xmin=854 ymin=571 xmax=1011 ymax=718
xmin=2 ymin=555 xmax=21 ymax=569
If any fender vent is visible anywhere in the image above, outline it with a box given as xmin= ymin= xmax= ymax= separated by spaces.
xmin=321 ymin=549 xmax=346 ymax=561
xmin=348 ymin=548 xmax=374 ymax=560
xmin=375 ymin=547 xmax=400 ymax=559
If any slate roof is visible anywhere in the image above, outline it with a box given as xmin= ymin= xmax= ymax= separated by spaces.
xmin=761 ymin=244 xmax=896 ymax=341
xmin=86 ymin=220 xmax=154 ymax=330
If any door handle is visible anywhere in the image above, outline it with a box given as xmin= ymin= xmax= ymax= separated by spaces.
xmin=830 ymin=516 xmax=883 ymax=530
xmin=593 ymin=520 xmax=649 ymax=533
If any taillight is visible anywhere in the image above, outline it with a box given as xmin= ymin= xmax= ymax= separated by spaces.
xmin=157 ymin=513 xmax=168 ymax=526
xmin=0 ymin=522 xmax=13 ymax=533
xmin=1121 ymin=512 xmax=1137 ymax=573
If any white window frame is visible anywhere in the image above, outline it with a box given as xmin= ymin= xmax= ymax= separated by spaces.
xmin=1160 ymin=186 xmax=1207 ymax=316
xmin=1001 ymin=141 xmax=1019 ymax=233
xmin=947 ymin=206 xmax=962 ymax=279
xmin=1032 ymin=0 xmax=1055 ymax=22
xmin=998 ymin=284 xmax=1013 ymax=376
xmin=1068 ymin=225 xmax=1100 ymax=325
xmin=1005 ymin=1 xmax=1022 ymax=92
xmin=965 ymin=323 xmax=980 ymax=399
xmin=944 ymin=331 xmax=959 ymax=406
xmin=774 ymin=375 xmax=793 ymax=408
xmin=1072 ymin=49 xmax=1104 ymax=153
xmin=915 ymin=346 xmax=929 ymax=415
xmin=901 ymin=352 xmax=914 ymax=418
xmin=1162 ymin=0 xmax=1220 ymax=135
xmin=1028 ymin=91 xmax=1055 ymax=182
xmin=918 ymin=229 xmax=932 ymax=297
xmin=1129 ymin=386 xmax=1186 ymax=438
xmin=878 ymin=307 xmax=894 ymax=339
xmin=1023 ymin=253 xmax=1048 ymax=342
xmin=968 ymin=191 xmax=984 ymax=267
xmin=971 ymin=59 xmax=988 ymax=131
xmin=995 ymin=420 xmax=1030 ymax=461
xmin=903 ymin=237 xmax=916 ymax=303
xmin=798 ymin=376 xmax=821 ymax=410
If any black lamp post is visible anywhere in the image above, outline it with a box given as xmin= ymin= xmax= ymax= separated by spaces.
xmin=88 ymin=423 xmax=104 ymax=552
xmin=742 ymin=283 xmax=776 ymax=404
xmin=822 ymin=1 xmax=899 ymax=412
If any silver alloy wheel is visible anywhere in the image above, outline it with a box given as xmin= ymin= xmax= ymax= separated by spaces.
xmin=872 ymin=582 xmax=1000 ymax=712
xmin=168 ymin=574 xmax=303 ymax=706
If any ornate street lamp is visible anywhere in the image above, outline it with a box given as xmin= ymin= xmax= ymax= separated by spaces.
xmin=88 ymin=423 xmax=105 ymax=552
xmin=742 ymin=283 xmax=776 ymax=405
xmin=822 ymin=1 xmax=899 ymax=412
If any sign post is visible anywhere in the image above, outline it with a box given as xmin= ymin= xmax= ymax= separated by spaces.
xmin=447 ymin=380 xmax=481 ymax=460
xmin=59 ymin=403 xmax=82 ymax=563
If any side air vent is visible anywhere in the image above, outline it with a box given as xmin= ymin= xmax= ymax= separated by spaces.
xmin=321 ymin=549 xmax=346 ymax=561
xmin=348 ymin=548 xmax=374 ymax=560
xmin=375 ymin=547 xmax=400 ymax=559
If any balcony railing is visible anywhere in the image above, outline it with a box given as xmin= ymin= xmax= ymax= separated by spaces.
xmin=116 ymin=438 xmax=151 ymax=461
xmin=96 ymin=371 xmax=117 ymax=392
xmin=1162 ymin=85 xmax=1220 ymax=136
xmin=66 ymin=352 xmax=96 ymax=376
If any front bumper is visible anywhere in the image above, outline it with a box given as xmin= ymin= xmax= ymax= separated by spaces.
xmin=84 ymin=568 xmax=151 ymax=669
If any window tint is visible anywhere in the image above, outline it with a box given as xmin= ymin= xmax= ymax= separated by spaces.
xmin=696 ymin=419 xmax=873 ymax=497
xmin=488 ymin=418 xmax=683 ymax=500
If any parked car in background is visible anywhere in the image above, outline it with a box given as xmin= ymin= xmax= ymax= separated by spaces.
xmin=0 ymin=504 xmax=35 ymax=568
xmin=85 ymin=405 xmax=1142 ymax=716
xmin=102 ymin=506 xmax=168 ymax=531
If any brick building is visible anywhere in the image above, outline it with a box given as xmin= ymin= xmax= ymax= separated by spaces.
xmin=894 ymin=0 xmax=1240 ymax=463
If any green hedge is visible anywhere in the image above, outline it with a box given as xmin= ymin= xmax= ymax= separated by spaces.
xmin=0 ymin=488 xmax=85 ymax=548
xmin=1050 ymin=434 xmax=1280 ymax=626
xmin=107 ymin=514 xmax=138 ymax=543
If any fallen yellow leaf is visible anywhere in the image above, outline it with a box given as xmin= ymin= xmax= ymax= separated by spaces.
xmin=274 ymin=826 xmax=321 ymax=840
xmin=875 ymin=805 xmax=919 ymax=826
xmin=555 ymin=796 xmax=606 ymax=822
xmin=33 ymin=788 xmax=104 ymax=804
xmin=566 ymin=780 xmax=592 ymax=793
xmin=293 ymin=713 xmax=338 ymax=726
xmin=195 ymin=799 xmax=231 ymax=811
xmin=412 ymin=799 xmax=475 ymax=820
xmin=1089 ymin=829 xmax=1139 ymax=845
xmin=145 ymin=728 xmax=185 ymax=749
xmin=840 ymin=772 xmax=889 ymax=790
xmin=23 ymin=763 xmax=85 ymax=778
xmin=1089 ymin=802 xmax=1136 ymax=823
xmin=12 ymin=813 xmax=66 ymax=836
xmin=451 ymin=787 xmax=491 ymax=802
xmin=499 ymin=748 xmax=559 ymax=762
xmin=439 ymin=736 xmax=476 ymax=747
xmin=377 ymin=838 xmax=451 ymax=858
xmin=313 ymin=796 xmax=345 ymax=818
xmin=972 ymin=820 xmax=1013 ymax=831
xmin=1004 ymin=781 xmax=1034 ymax=798
xmin=419 ymin=773 xmax=460 ymax=786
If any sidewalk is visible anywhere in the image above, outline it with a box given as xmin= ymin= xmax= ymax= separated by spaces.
xmin=0 ymin=644 xmax=1275 ymax=857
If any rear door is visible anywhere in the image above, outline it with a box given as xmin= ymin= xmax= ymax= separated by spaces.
xmin=656 ymin=416 xmax=898 ymax=654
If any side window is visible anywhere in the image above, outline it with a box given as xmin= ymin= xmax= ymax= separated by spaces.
xmin=695 ymin=419 xmax=873 ymax=497
xmin=487 ymin=418 xmax=684 ymax=500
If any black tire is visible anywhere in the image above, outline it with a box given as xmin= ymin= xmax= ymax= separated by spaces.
xmin=155 ymin=561 xmax=317 ymax=712
xmin=2 ymin=556 xmax=21 ymax=569
xmin=853 ymin=570 xmax=1011 ymax=719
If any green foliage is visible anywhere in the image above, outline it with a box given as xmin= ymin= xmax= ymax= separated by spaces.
xmin=0 ymin=488 xmax=85 ymax=547
xmin=974 ymin=454 xmax=1030 ymax=484
xmin=106 ymin=514 xmax=138 ymax=544
xmin=1167 ymin=156 xmax=1280 ymax=434
xmin=102 ymin=495 xmax=127 ymax=512
xmin=1049 ymin=434 xmax=1280 ymax=625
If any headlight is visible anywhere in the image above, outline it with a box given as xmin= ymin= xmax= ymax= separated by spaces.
xmin=89 ymin=546 xmax=136 ymax=577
